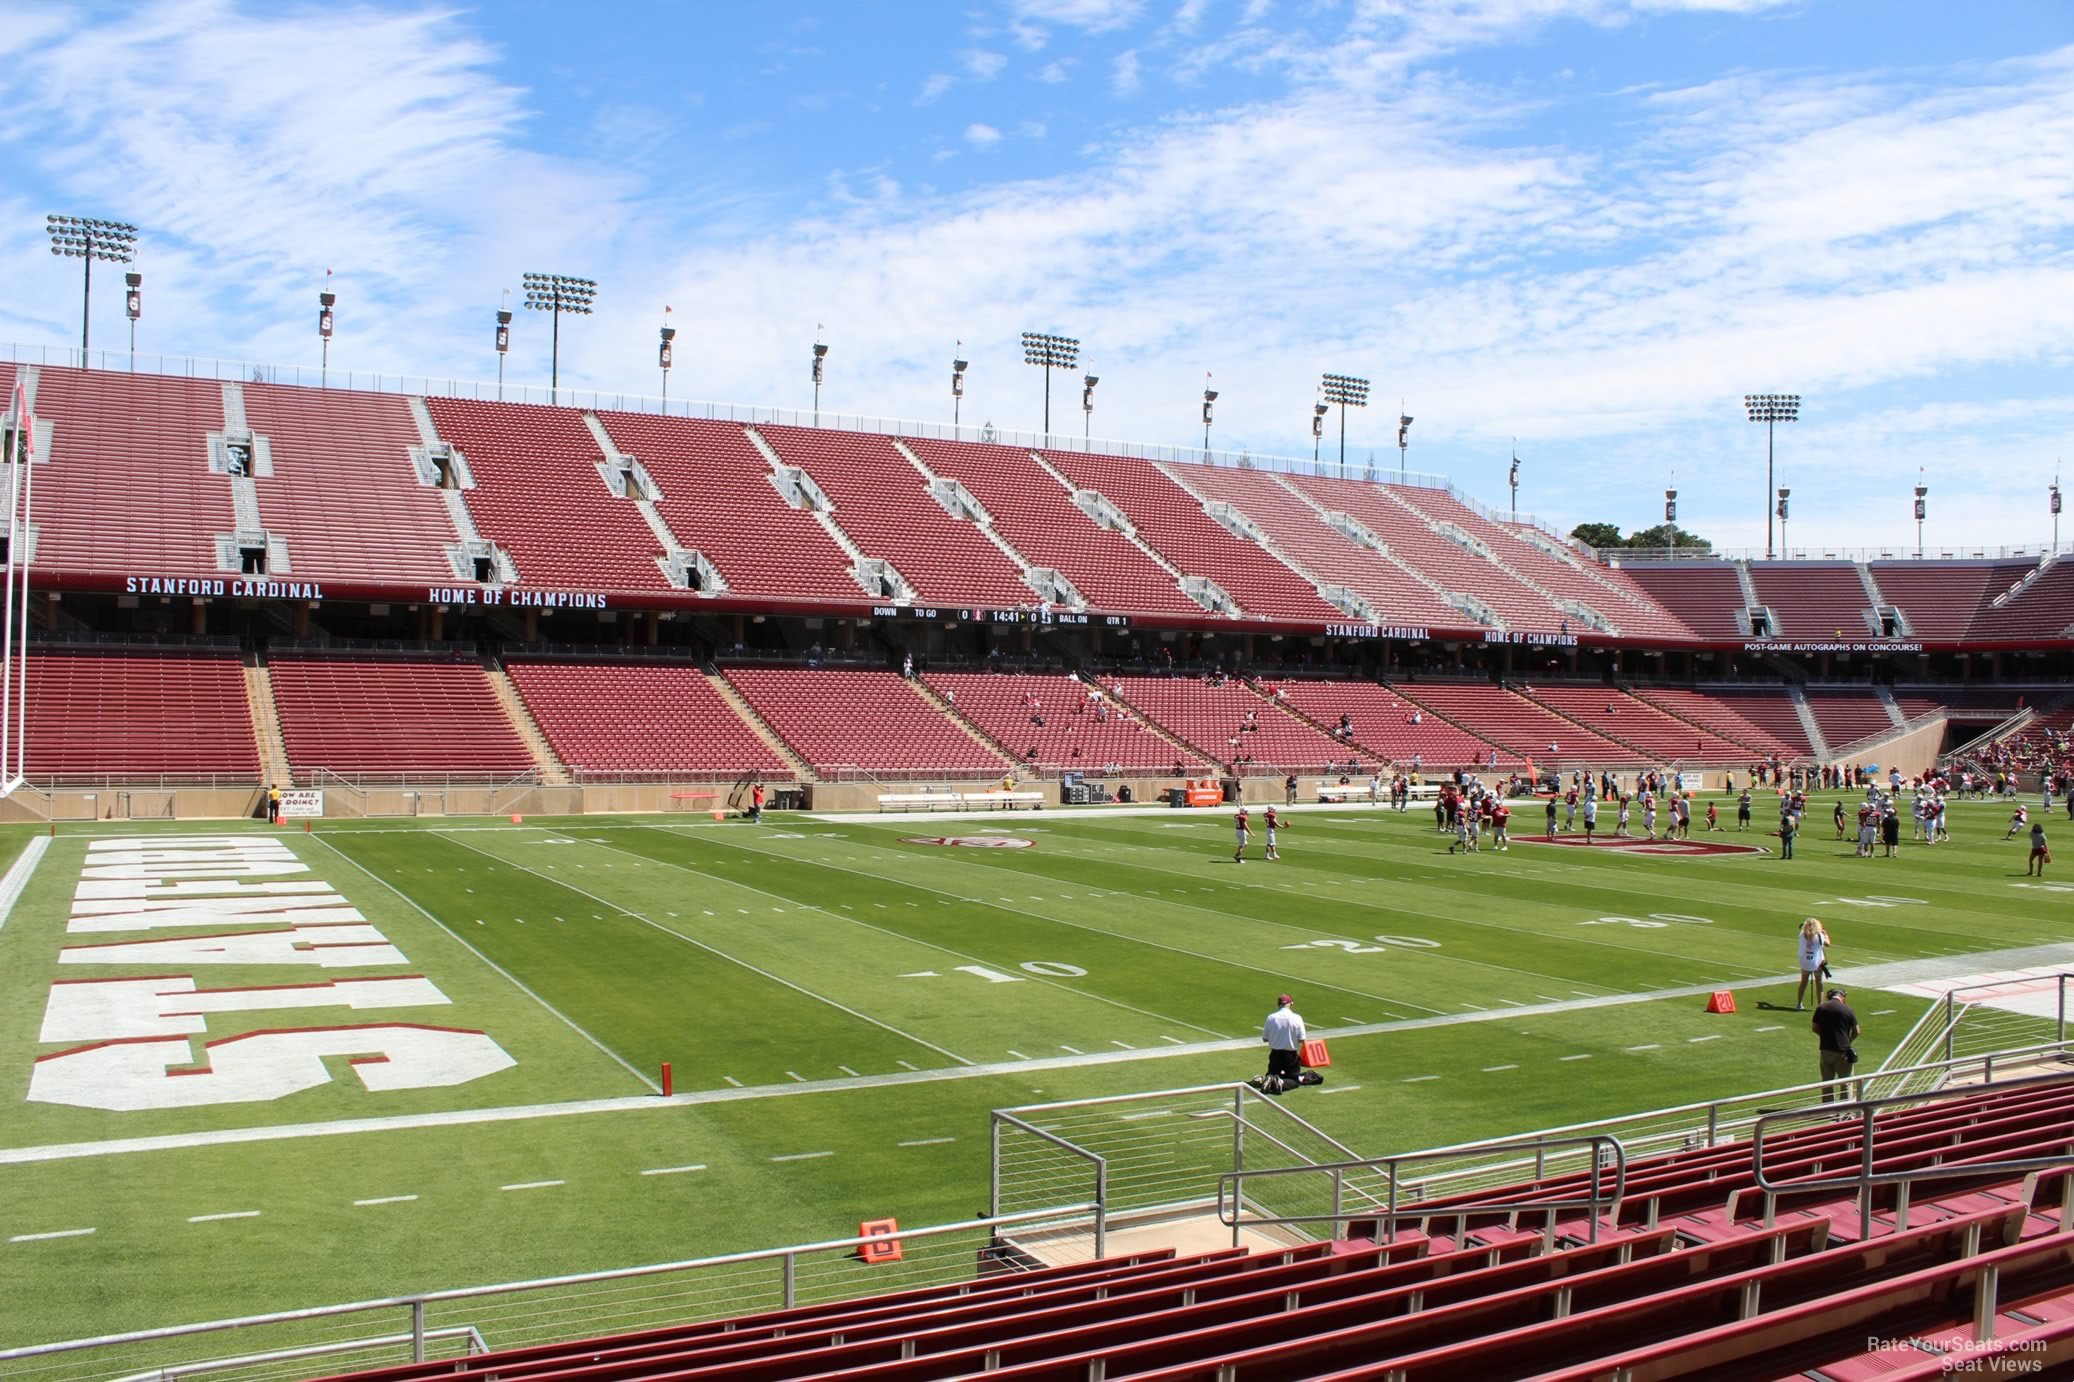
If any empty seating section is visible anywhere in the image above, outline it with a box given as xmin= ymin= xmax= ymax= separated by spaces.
xmin=1174 ymin=466 xmax=1460 ymax=627
xmin=1408 ymin=488 xmax=1687 ymax=639
xmin=268 ymin=656 xmax=533 ymax=777
xmin=1523 ymin=685 xmax=1749 ymax=761
xmin=597 ymin=414 xmax=870 ymax=602
xmin=1977 ymin=560 xmax=2074 ymax=641
xmin=1264 ymin=679 xmax=1515 ymax=768
xmin=1393 ymin=682 xmax=1642 ymax=765
xmin=1285 ymin=474 xmax=1554 ymax=630
xmin=1626 ymin=686 xmax=1803 ymax=756
xmin=423 ymin=399 xmax=665 ymax=591
xmin=1869 ymin=561 xmax=2027 ymax=641
xmin=1620 ymin=563 xmax=1752 ymax=639
xmin=723 ymin=666 xmax=1007 ymax=775
xmin=903 ymin=439 xmax=1200 ymax=616
xmin=1748 ymin=561 xmax=1873 ymax=637
xmin=310 ymin=1077 xmax=2074 ymax=1382
xmin=757 ymin=426 xmax=1031 ymax=606
xmin=925 ymin=672 xmax=1203 ymax=772
xmin=1111 ymin=676 xmax=1367 ymax=770
xmin=241 ymin=383 xmax=457 ymax=583
xmin=1805 ymin=688 xmax=1900 ymax=749
xmin=24 ymin=649 xmax=256 ymax=777
xmin=506 ymin=660 xmax=787 ymax=776
xmin=1691 ymin=686 xmax=1817 ymax=757
xmin=1046 ymin=452 xmax=1341 ymax=620
xmin=32 ymin=367 xmax=231 ymax=572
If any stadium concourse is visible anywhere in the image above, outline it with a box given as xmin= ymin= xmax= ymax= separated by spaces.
xmin=7 ymin=361 xmax=2074 ymax=1380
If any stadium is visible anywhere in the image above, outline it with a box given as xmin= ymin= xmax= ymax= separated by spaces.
xmin=6 ymin=5 xmax=2074 ymax=1380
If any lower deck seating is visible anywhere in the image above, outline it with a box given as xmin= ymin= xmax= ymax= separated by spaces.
xmin=1805 ymin=687 xmax=1900 ymax=750
xmin=505 ymin=660 xmax=789 ymax=776
xmin=23 ymin=648 xmax=258 ymax=777
xmin=1390 ymin=681 xmax=1643 ymax=766
xmin=722 ymin=666 xmax=1009 ymax=776
xmin=1261 ymin=678 xmax=1514 ymax=769
xmin=1523 ymin=684 xmax=1749 ymax=761
xmin=924 ymin=671 xmax=1207 ymax=774
xmin=1109 ymin=676 xmax=1362 ymax=772
xmin=268 ymin=655 xmax=534 ymax=777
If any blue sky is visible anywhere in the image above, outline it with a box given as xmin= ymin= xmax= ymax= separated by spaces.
xmin=2 ymin=0 xmax=2071 ymax=554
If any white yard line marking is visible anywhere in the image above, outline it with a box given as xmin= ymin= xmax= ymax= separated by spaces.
xmin=1060 ymin=1044 xmax=1084 ymax=1054
xmin=10 ymin=1227 xmax=94 ymax=1242
xmin=838 ymin=1066 xmax=860 ymax=1078
xmin=1161 ymin=1035 xmax=1188 ymax=1045
xmin=189 ymin=1211 xmax=260 ymax=1222
xmin=500 ymin=1181 xmax=564 ymax=1192
xmin=1559 ymin=1054 xmax=1593 ymax=1062
xmin=354 ymin=1195 xmax=418 ymax=1206
xmin=898 ymin=1138 xmax=956 ymax=1148
xmin=1402 ymin=1074 xmax=1440 ymax=1083
xmin=1007 ymin=1050 xmax=1030 ymax=1060
xmin=1313 ymin=1085 xmax=1362 ymax=1095
xmin=640 ymin=1165 xmax=706 ymax=1177
xmin=1460 ymin=1003 xmax=1489 ymax=1012
xmin=1754 ymin=1025 xmax=1785 ymax=1033
xmin=723 ymin=1076 xmax=744 ymax=1088
xmin=1111 ymin=1040 xmax=1136 ymax=1050
xmin=1119 ymin=1110 xmax=1174 ymax=1121
xmin=1626 ymin=1044 xmax=1662 ymax=1052
xmin=1872 ymin=1009 xmax=1898 ymax=1016
xmin=785 ymin=1072 xmax=807 ymax=1083
xmin=0 ymin=835 xmax=50 ymax=936
xmin=897 ymin=1060 xmax=919 ymax=1071
xmin=771 ymin=1151 xmax=834 ymax=1163
xmin=1687 ymin=1034 xmax=1724 ymax=1043
xmin=1482 ymin=1064 xmax=1518 ymax=1073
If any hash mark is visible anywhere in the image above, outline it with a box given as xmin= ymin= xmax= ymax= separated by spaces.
xmin=723 ymin=1076 xmax=744 ymax=1088
xmin=641 ymin=1165 xmax=706 ymax=1177
xmin=771 ymin=1151 xmax=834 ymax=1163
xmin=1559 ymin=1054 xmax=1592 ymax=1061
xmin=838 ymin=1065 xmax=860 ymax=1077
xmin=1402 ymin=1074 xmax=1440 ymax=1083
xmin=1754 ymin=1025 xmax=1785 ymax=1033
xmin=1625 ymin=1044 xmax=1662 ymax=1052
xmin=1482 ymin=1064 xmax=1517 ymax=1072
xmin=897 ymin=1060 xmax=919 ymax=1071
xmin=188 ymin=1210 xmax=261 ymax=1222
xmin=10 ymin=1228 xmax=94 ymax=1242
xmin=1687 ymin=1035 xmax=1723 ymax=1043
xmin=899 ymin=1137 xmax=956 ymax=1147
xmin=354 ymin=1195 xmax=418 ymax=1206
xmin=499 ymin=1181 xmax=564 ymax=1192
xmin=1007 ymin=1050 xmax=1030 ymax=1060
xmin=1060 ymin=1044 xmax=1084 ymax=1054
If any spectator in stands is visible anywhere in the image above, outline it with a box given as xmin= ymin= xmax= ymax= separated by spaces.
xmin=1812 ymin=989 xmax=1860 ymax=1106
xmin=901 ymin=653 xmax=914 ymax=679
xmin=1795 ymin=918 xmax=1832 ymax=1010
xmin=1261 ymin=993 xmax=1305 ymax=1088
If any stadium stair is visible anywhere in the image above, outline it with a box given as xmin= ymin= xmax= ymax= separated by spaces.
xmin=1619 ymin=683 xmax=1773 ymax=758
xmin=1786 ymin=685 xmax=1831 ymax=759
xmin=1506 ymin=682 xmax=1663 ymax=763
xmin=1269 ymin=474 xmax=1472 ymax=622
xmin=1024 ymin=450 xmax=1206 ymax=612
xmin=1261 ymin=679 xmax=1517 ymax=770
xmin=1152 ymin=461 xmax=1367 ymax=621
xmin=704 ymin=670 xmax=816 ymax=781
xmin=481 ymin=657 xmax=571 ymax=786
xmin=242 ymin=653 xmax=294 ymax=787
xmin=908 ymin=675 xmax=1026 ymax=763
xmin=1079 ymin=674 xmax=1221 ymax=770
xmin=1377 ymin=485 xmax=1578 ymax=631
xmin=887 ymin=439 xmax=1064 ymax=607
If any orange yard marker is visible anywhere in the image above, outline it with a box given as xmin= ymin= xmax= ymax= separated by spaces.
xmin=858 ymin=1218 xmax=903 ymax=1264
xmin=1704 ymin=991 xmax=1737 ymax=1015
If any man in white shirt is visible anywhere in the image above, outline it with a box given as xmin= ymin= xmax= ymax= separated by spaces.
xmin=1262 ymin=993 xmax=1306 ymax=1088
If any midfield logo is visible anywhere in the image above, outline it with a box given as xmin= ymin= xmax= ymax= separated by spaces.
xmin=899 ymin=836 xmax=1037 ymax=849
xmin=1514 ymin=835 xmax=1769 ymax=857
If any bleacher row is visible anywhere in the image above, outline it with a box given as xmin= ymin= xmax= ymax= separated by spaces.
xmin=12 ymin=648 xmax=2045 ymax=781
xmin=306 ymin=1078 xmax=2074 ymax=1381
xmin=16 ymin=363 xmax=2074 ymax=640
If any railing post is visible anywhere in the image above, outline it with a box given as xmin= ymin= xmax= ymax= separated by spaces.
xmin=2060 ymin=977 xmax=2067 ymax=1049
xmin=989 ymin=1116 xmax=1001 ymax=1218
xmin=411 ymin=1300 xmax=425 ymax=1363
xmin=1332 ymin=1167 xmax=1346 ymax=1240
xmin=783 ymin=1251 xmax=796 ymax=1309
xmin=1945 ymin=992 xmax=1956 ymax=1064
xmin=1707 ymin=1104 xmax=1720 ymax=1148
xmin=1094 ymin=1160 xmax=1108 ymax=1261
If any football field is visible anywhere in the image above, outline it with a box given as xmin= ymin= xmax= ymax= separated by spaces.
xmin=2 ymin=798 xmax=2069 ymax=1348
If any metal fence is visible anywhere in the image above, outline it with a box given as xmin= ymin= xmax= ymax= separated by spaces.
xmin=0 ymin=1207 xmax=1093 ymax=1382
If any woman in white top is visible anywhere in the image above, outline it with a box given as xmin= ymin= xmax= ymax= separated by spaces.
xmin=1796 ymin=918 xmax=1832 ymax=1010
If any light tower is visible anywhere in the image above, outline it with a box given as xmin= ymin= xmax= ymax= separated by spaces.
xmin=493 ymin=296 xmax=513 ymax=400
xmin=1509 ymin=442 xmax=1521 ymax=519
xmin=1081 ymin=372 xmax=1098 ymax=440
xmin=1021 ymin=331 xmax=1080 ymax=440
xmin=1744 ymin=392 xmax=1800 ymax=559
xmin=44 ymin=213 xmax=137 ymax=360
xmin=1776 ymin=487 xmax=1791 ymax=555
xmin=123 ymin=271 xmax=141 ymax=370
xmin=658 ymin=312 xmax=676 ymax=403
xmin=1319 ymin=372 xmax=1369 ymax=478
xmin=811 ymin=331 xmax=828 ymax=425
xmin=1311 ymin=400 xmax=1328 ymax=467
xmin=317 ymin=280 xmax=337 ymax=388
xmin=951 ymin=345 xmax=968 ymax=427
xmin=1914 ymin=471 xmax=1928 ymax=559
xmin=1397 ymin=406 xmax=1414 ymax=479
xmin=1665 ymin=472 xmax=1678 ymax=559
xmin=2053 ymin=475 xmax=2063 ymax=551
xmin=521 ymin=271 xmax=598 ymax=405
xmin=1201 ymin=377 xmax=1217 ymax=459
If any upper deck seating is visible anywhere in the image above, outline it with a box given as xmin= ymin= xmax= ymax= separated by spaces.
xmin=241 ymin=383 xmax=457 ymax=583
xmin=30 ymin=367 xmax=232 ymax=574
xmin=757 ymin=427 xmax=1031 ymax=606
xmin=423 ymin=399 xmax=667 ymax=591
xmin=1620 ymin=563 xmax=1752 ymax=640
xmin=1975 ymin=560 xmax=2074 ymax=641
xmin=721 ymin=666 xmax=1008 ymax=776
xmin=1868 ymin=561 xmax=2027 ymax=641
xmin=1045 ymin=451 xmax=1342 ymax=621
xmin=904 ymin=438 xmax=1202 ymax=616
xmin=505 ymin=660 xmax=788 ymax=776
xmin=1747 ymin=562 xmax=1875 ymax=638
xmin=269 ymin=655 xmax=533 ymax=777
xmin=925 ymin=672 xmax=1207 ymax=773
xmin=593 ymin=414 xmax=864 ymax=603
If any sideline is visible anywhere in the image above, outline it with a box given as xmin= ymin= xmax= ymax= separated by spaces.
xmin=0 ymin=834 xmax=49 ymax=935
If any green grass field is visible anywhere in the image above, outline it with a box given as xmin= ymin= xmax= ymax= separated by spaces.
xmin=1 ymin=797 xmax=2068 ymax=1348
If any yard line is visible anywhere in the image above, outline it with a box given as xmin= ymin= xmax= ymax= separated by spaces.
xmin=10 ymin=1227 xmax=94 ymax=1242
xmin=1482 ymin=1064 xmax=1518 ymax=1073
xmin=1558 ymin=1054 xmax=1593 ymax=1062
xmin=838 ymin=1066 xmax=860 ymax=1078
xmin=771 ymin=1151 xmax=834 ymax=1163
xmin=311 ymin=834 xmax=662 ymax=1096
xmin=1460 ymin=1003 xmax=1489 ymax=1012
xmin=1626 ymin=1044 xmax=1662 ymax=1052
xmin=1754 ymin=1025 xmax=1785 ymax=1033
xmin=499 ymin=1181 xmax=564 ymax=1192
xmin=1119 ymin=1110 xmax=1174 ymax=1121
xmin=1687 ymin=1034 xmax=1724 ymax=1043
xmin=1111 ymin=1040 xmax=1136 ymax=1050
xmin=640 ymin=1165 xmax=706 ymax=1177
xmin=354 ymin=1195 xmax=419 ymax=1206
xmin=1342 ymin=1016 xmax=1366 ymax=1025
xmin=1402 ymin=1074 xmax=1440 ymax=1083
xmin=785 ymin=1071 xmax=806 ymax=1082
xmin=0 ymin=835 xmax=50 ymax=937
xmin=898 ymin=1137 xmax=956 ymax=1148
xmin=1872 ymin=1009 xmax=1898 ymax=1016
xmin=189 ymin=1211 xmax=260 ymax=1222
xmin=434 ymin=833 xmax=976 ymax=1069
xmin=723 ymin=1076 xmax=744 ymax=1088
xmin=1060 ymin=1044 xmax=1085 ymax=1054
xmin=897 ymin=1060 xmax=919 ymax=1071
xmin=1312 ymin=1086 xmax=1362 ymax=1095
xmin=1007 ymin=1050 xmax=1030 ymax=1060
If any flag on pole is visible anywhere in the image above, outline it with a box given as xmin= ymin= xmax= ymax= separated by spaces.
xmin=11 ymin=381 xmax=30 ymax=465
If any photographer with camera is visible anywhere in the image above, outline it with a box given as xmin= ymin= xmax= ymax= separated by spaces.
xmin=1812 ymin=987 xmax=1860 ymax=1108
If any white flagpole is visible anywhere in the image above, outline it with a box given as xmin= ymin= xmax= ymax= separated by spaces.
xmin=15 ymin=400 xmax=32 ymax=788
xmin=0 ymin=383 xmax=20 ymax=790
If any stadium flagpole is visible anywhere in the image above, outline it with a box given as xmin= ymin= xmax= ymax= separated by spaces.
xmin=0 ymin=387 xmax=15 ymax=785
xmin=14 ymin=403 xmax=31 ymax=789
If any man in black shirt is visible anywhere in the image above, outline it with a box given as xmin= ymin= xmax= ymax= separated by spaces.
xmin=1812 ymin=988 xmax=1859 ymax=1105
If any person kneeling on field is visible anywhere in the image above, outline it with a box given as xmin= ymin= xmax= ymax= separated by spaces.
xmin=1250 ymin=993 xmax=1323 ymax=1094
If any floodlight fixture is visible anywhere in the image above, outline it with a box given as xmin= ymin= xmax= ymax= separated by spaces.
xmin=951 ymin=344 xmax=969 ymax=425
xmin=317 ymin=283 xmax=338 ymax=386
xmin=45 ymin=213 xmax=138 ymax=358
xmin=659 ymin=310 xmax=677 ymax=402
xmin=123 ymin=270 xmax=142 ymax=368
xmin=1914 ymin=471 xmax=1929 ymax=558
xmin=522 ymin=271 xmax=598 ymax=404
xmin=2053 ymin=474 xmax=2063 ymax=551
xmin=493 ymin=296 xmax=513 ymax=399
xmin=1665 ymin=470 xmax=1678 ymax=557
xmin=811 ymin=334 xmax=829 ymax=424
xmin=1202 ymin=381 xmax=1218 ymax=457
xmin=1397 ymin=408 xmax=1414 ymax=479
xmin=1081 ymin=372 xmax=1098 ymax=440
xmin=1022 ymin=331 xmax=1081 ymax=438
xmin=1776 ymin=485 xmax=1792 ymax=553
xmin=1745 ymin=392 xmax=1801 ymax=558
xmin=1311 ymin=400 xmax=1328 ymax=465
xmin=1510 ymin=443 xmax=1522 ymax=520
xmin=1319 ymin=372 xmax=1369 ymax=476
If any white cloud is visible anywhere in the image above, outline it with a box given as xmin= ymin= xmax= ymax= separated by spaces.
xmin=1172 ymin=0 xmax=1211 ymax=31
xmin=965 ymin=122 xmax=1005 ymax=147
xmin=1036 ymin=59 xmax=1072 ymax=83
xmin=1018 ymin=120 xmax=1049 ymax=139
xmin=962 ymin=48 xmax=1008 ymax=80
xmin=1112 ymin=48 xmax=1143 ymax=96
xmin=1011 ymin=0 xmax=1145 ymax=32
xmin=916 ymin=71 xmax=956 ymax=104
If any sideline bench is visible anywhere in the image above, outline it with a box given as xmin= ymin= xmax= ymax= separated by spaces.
xmin=877 ymin=791 xmax=1046 ymax=812
xmin=1316 ymin=783 xmax=1443 ymax=803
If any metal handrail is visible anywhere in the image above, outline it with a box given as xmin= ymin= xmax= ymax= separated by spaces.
xmin=1215 ymin=1134 xmax=1627 ymax=1246
xmin=0 ymin=1204 xmax=1098 ymax=1369
xmin=106 ymin=1326 xmax=487 ymax=1382
xmin=1944 ymin=974 xmax=2072 ymax=1062
xmin=1750 ymin=1070 xmax=2074 ymax=1240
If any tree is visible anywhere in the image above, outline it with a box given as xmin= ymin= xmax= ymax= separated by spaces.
xmin=1570 ymin=522 xmax=1624 ymax=549
xmin=1624 ymin=522 xmax=1712 ymax=552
